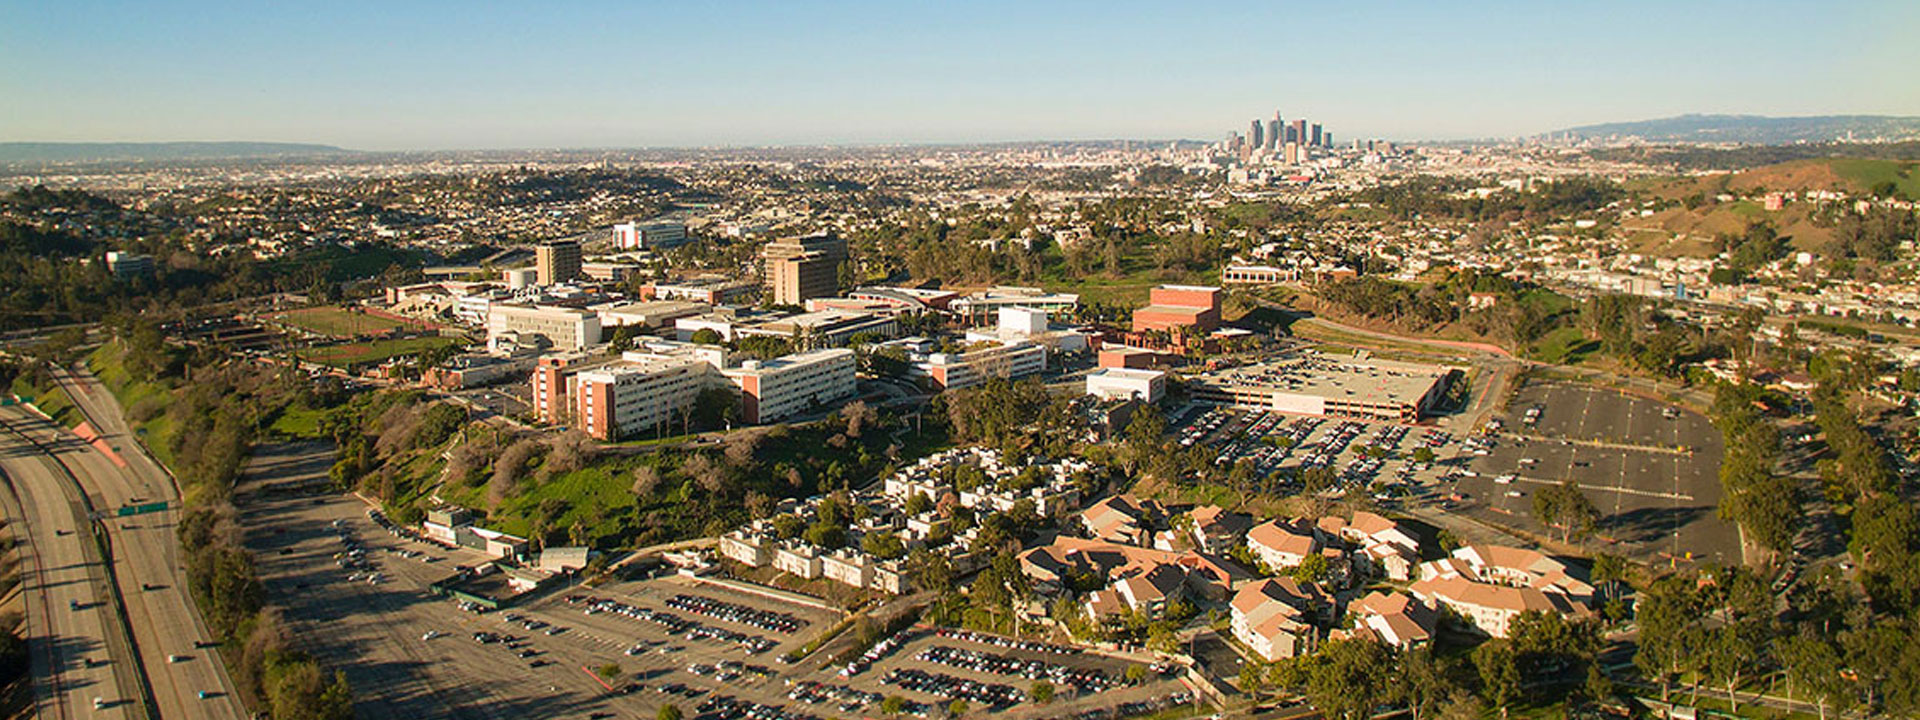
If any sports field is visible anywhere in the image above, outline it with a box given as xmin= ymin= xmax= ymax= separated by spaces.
xmin=270 ymin=306 xmax=418 ymax=338
xmin=296 ymin=336 xmax=465 ymax=368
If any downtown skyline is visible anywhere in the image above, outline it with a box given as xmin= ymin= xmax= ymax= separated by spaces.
xmin=3 ymin=0 xmax=1918 ymax=151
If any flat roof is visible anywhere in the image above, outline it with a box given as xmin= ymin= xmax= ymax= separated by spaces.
xmin=1158 ymin=284 xmax=1222 ymax=292
xmin=1135 ymin=305 xmax=1209 ymax=317
xmin=1194 ymin=355 xmax=1450 ymax=407
xmin=1090 ymin=368 xmax=1166 ymax=381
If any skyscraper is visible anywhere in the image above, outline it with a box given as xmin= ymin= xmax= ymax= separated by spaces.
xmin=1290 ymin=119 xmax=1307 ymax=148
xmin=1266 ymin=115 xmax=1280 ymax=152
xmin=1310 ymin=123 xmax=1323 ymax=148
xmin=1249 ymin=120 xmax=1264 ymax=152
xmin=535 ymin=239 xmax=582 ymax=286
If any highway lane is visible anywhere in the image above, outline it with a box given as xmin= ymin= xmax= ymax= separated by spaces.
xmin=47 ymin=366 xmax=248 ymax=720
xmin=0 ymin=410 xmax=134 ymax=719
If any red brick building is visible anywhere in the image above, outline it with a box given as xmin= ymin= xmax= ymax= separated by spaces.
xmin=1131 ymin=285 xmax=1223 ymax=334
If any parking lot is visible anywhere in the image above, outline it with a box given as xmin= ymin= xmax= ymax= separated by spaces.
xmin=1170 ymin=405 xmax=1452 ymax=502
xmin=242 ymin=443 xmax=1199 ymax=720
xmin=1452 ymin=381 xmax=1737 ymax=566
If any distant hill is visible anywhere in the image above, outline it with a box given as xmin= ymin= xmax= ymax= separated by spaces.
xmin=1552 ymin=114 xmax=1920 ymax=145
xmin=0 ymin=141 xmax=352 ymax=164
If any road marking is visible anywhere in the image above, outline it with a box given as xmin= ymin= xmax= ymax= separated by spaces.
xmin=1507 ymin=474 xmax=1693 ymax=501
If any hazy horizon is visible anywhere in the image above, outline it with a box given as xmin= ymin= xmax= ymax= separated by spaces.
xmin=4 ymin=0 xmax=1917 ymax=151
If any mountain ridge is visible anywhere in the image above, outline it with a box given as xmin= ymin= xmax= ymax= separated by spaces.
xmin=0 ymin=141 xmax=353 ymax=164
xmin=1550 ymin=114 xmax=1920 ymax=145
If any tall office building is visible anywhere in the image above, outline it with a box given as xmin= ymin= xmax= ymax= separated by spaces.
xmin=535 ymin=240 xmax=582 ymax=286
xmin=762 ymin=233 xmax=848 ymax=305
xmin=1266 ymin=115 xmax=1280 ymax=151
xmin=1249 ymin=120 xmax=1264 ymax=151
xmin=1310 ymin=124 xmax=1323 ymax=148
xmin=1290 ymin=120 xmax=1308 ymax=149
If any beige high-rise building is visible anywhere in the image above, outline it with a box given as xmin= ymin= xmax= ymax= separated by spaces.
xmin=761 ymin=233 xmax=846 ymax=305
xmin=535 ymin=239 xmax=581 ymax=286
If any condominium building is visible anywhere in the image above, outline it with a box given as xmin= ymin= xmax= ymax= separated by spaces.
xmin=535 ymin=240 xmax=582 ymax=286
xmin=761 ymin=233 xmax=846 ymax=305
xmin=720 ymin=348 xmax=857 ymax=424
xmin=487 ymin=303 xmax=603 ymax=352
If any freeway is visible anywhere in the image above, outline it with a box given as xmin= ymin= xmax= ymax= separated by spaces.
xmin=47 ymin=365 xmax=248 ymax=719
xmin=0 ymin=409 xmax=137 ymax=719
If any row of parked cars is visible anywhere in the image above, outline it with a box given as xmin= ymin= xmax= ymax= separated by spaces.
xmin=694 ymin=692 xmax=822 ymax=720
xmin=840 ymin=628 xmax=913 ymax=677
xmin=931 ymin=627 xmax=1077 ymax=656
xmin=667 ymin=593 xmax=807 ymax=635
xmin=569 ymin=594 xmax=779 ymax=654
xmin=916 ymin=645 xmax=1114 ymax=692
xmin=880 ymin=667 xmax=1023 ymax=708
xmin=785 ymin=680 xmax=881 ymax=712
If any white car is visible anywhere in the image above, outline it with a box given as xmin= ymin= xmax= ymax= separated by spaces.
xmin=422 ymin=631 xmax=441 ymax=641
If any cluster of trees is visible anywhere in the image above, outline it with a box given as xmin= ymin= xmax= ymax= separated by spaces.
xmin=1810 ymin=391 xmax=1920 ymax=613
xmin=1241 ymin=612 xmax=1606 ymax=719
xmin=1640 ymin=563 xmax=1920 ymax=717
xmin=936 ymin=379 xmax=1081 ymax=460
xmin=1712 ymin=222 xmax=1790 ymax=284
xmin=1710 ymin=383 xmax=1801 ymax=554
xmin=1345 ymin=176 xmax=1623 ymax=223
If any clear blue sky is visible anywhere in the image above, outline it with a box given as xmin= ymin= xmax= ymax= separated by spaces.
xmin=2 ymin=0 xmax=1915 ymax=150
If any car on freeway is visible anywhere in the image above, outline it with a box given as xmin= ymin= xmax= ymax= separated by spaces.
xmin=422 ymin=631 xmax=441 ymax=640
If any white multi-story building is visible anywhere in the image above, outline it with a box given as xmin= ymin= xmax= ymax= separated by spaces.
xmin=613 ymin=221 xmax=690 ymax=251
xmin=574 ymin=354 xmax=712 ymax=440
xmin=908 ymin=340 xmax=1048 ymax=391
xmin=720 ymin=348 xmax=857 ymax=424
xmin=1085 ymin=367 xmax=1167 ymax=403
xmin=487 ymin=303 xmax=603 ymax=352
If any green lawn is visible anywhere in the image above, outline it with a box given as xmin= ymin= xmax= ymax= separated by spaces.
xmin=268 ymin=405 xmax=330 ymax=439
xmin=297 ymin=336 xmax=466 ymax=368
xmin=11 ymin=374 xmax=84 ymax=429
xmin=1830 ymin=157 xmax=1920 ymax=198
xmin=1528 ymin=327 xmax=1600 ymax=365
xmin=270 ymin=306 xmax=409 ymax=338
xmin=87 ymin=341 xmax=182 ymax=469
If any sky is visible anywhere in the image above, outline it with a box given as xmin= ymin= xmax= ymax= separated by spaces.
xmin=2 ymin=0 xmax=1916 ymax=150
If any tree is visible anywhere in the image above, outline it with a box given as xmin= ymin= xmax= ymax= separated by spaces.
xmin=1290 ymin=553 xmax=1330 ymax=584
xmin=1030 ymin=680 xmax=1055 ymax=704
xmin=862 ymin=531 xmax=906 ymax=560
xmin=597 ymin=662 xmax=622 ymax=680
xmin=1239 ymin=661 xmax=1266 ymax=694
xmin=1472 ymin=640 xmax=1521 ymax=710
xmin=947 ymin=700 xmax=969 ymax=717
xmin=658 ymin=704 xmax=683 ymax=720
xmin=880 ymin=696 xmax=906 ymax=715
xmin=690 ymin=328 xmax=723 ymax=345
xmin=1400 ymin=647 xmax=1457 ymax=720
xmin=1304 ymin=639 xmax=1398 ymax=720
xmin=1124 ymin=663 xmax=1147 ymax=684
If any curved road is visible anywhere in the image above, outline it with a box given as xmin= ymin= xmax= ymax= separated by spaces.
xmin=0 ymin=410 xmax=134 ymax=719
xmin=46 ymin=365 xmax=247 ymax=720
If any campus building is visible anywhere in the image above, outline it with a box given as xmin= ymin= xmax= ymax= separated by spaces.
xmin=1085 ymin=367 xmax=1167 ymax=404
xmin=1131 ymin=285 xmax=1223 ymax=334
xmin=720 ymin=348 xmax=857 ymax=424
xmin=912 ymin=340 xmax=1047 ymax=391
xmin=1187 ymin=354 xmax=1453 ymax=422
xmin=535 ymin=240 xmax=582 ymax=286
xmin=947 ymin=286 xmax=1080 ymax=326
xmin=612 ymin=221 xmax=689 ymax=251
xmin=487 ymin=303 xmax=603 ymax=352
xmin=762 ymin=233 xmax=846 ymax=305
xmin=574 ymin=354 xmax=714 ymax=440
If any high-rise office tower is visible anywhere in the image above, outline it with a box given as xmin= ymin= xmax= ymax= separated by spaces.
xmin=1266 ymin=116 xmax=1280 ymax=151
xmin=535 ymin=239 xmax=582 ymax=286
xmin=1291 ymin=120 xmax=1307 ymax=149
xmin=1250 ymin=120 xmax=1264 ymax=151
xmin=762 ymin=232 xmax=848 ymax=305
xmin=1324 ymin=132 xmax=1334 ymax=149
xmin=1310 ymin=124 xmax=1323 ymax=148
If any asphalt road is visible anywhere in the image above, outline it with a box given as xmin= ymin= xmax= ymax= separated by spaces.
xmin=47 ymin=366 xmax=248 ymax=719
xmin=0 ymin=409 xmax=133 ymax=719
